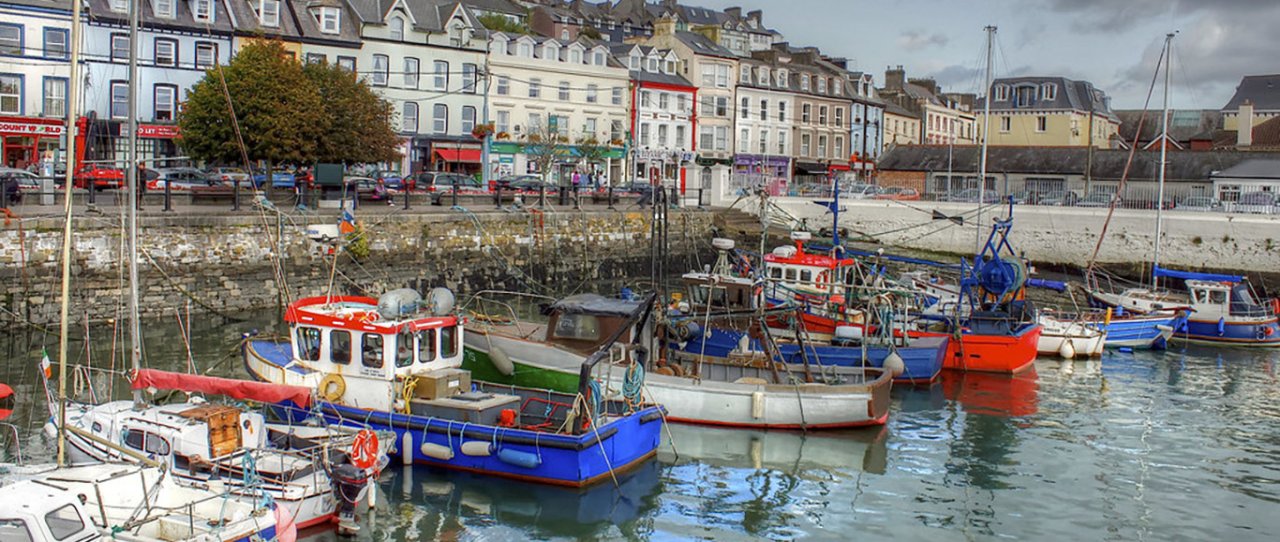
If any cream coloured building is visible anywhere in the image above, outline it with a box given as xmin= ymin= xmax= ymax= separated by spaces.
xmin=976 ymin=76 xmax=1119 ymax=148
xmin=487 ymin=32 xmax=630 ymax=184
xmin=883 ymin=103 xmax=920 ymax=147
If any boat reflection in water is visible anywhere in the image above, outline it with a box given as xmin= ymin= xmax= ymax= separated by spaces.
xmin=941 ymin=367 xmax=1040 ymax=418
xmin=659 ymin=422 xmax=890 ymax=475
xmin=324 ymin=459 xmax=663 ymax=541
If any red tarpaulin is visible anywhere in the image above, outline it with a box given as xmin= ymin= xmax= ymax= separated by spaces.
xmin=131 ymin=369 xmax=312 ymax=408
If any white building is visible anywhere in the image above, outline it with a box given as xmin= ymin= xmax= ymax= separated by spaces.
xmin=340 ymin=0 xmax=486 ymax=174
xmin=0 ymin=0 xmax=74 ymax=169
xmin=81 ymin=0 xmax=234 ymax=164
xmin=487 ymin=32 xmax=629 ymax=185
xmin=611 ymin=44 xmax=696 ymax=193
xmin=732 ymin=56 xmax=794 ymax=192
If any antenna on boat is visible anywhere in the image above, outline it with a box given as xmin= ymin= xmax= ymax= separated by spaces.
xmin=54 ymin=0 xmax=86 ymax=468
xmin=976 ymin=25 xmax=996 ymax=253
xmin=1151 ymin=32 xmax=1175 ymax=292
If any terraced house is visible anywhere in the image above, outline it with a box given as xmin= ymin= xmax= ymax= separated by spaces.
xmin=611 ymin=42 xmax=696 ymax=193
xmin=486 ymin=32 xmax=629 ymax=184
xmin=0 ymin=0 xmax=74 ymax=169
xmin=751 ymin=44 xmax=852 ymax=180
xmin=976 ymin=76 xmax=1119 ymax=148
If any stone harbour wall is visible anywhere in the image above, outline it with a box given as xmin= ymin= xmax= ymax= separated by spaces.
xmin=0 ymin=209 xmax=715 ymax=326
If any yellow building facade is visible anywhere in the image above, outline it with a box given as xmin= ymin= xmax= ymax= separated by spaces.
xmin=976 ymin=76 xmax=1118 ymax=148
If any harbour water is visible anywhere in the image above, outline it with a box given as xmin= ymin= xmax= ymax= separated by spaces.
xmin=1 ymin=312 xmax=1276 ymax=540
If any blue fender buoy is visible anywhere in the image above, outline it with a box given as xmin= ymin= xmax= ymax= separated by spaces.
xmin=1217 ymin=318 xmax=1226 ymax=337
xmin=496 ymin=448 xmax=541 ymax=469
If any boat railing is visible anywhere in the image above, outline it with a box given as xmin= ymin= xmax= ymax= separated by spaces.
xmin=573 ymin=292 xmax=657 ymax=436
xmin=459 ymin=290 xmax=558 ymax=327
xmin=0 ymin=422 xmax=22 ymax=464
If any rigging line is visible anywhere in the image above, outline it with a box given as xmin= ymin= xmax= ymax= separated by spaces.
xmin=1083 ymin=36 xmax=1168 ymax=282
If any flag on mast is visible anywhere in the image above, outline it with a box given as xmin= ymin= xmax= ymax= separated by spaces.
xmin=339 ymin=208 xmax=357 ymax=235
xmin=40 ymin=349 xmax=52 ymax=378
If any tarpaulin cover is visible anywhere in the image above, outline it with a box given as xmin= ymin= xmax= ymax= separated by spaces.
xmin=1153 ymin=266 xmax=1243 ymax=284
xmin=131 ymin=369 xmax=312 ymax=408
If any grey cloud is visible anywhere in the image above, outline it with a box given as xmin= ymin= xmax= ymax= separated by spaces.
xmin=897 ymin=30 xmax=949 ymax=52
xmin=1042 ymin=0 xmax=1279 ymax=33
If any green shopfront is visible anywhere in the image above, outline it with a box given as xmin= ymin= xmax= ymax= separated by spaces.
xmin=487 ymin=141 xmax=627 ymax=187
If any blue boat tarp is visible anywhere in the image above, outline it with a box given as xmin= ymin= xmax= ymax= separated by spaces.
xmin=1153 ymin=266 xmax=1243 ymax=284
xmin=1027 ymin=278 xmax=1067 ymax=292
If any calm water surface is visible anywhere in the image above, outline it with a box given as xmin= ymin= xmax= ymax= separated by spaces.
xmin=1 ymin=312 xmax=1277 ymax=541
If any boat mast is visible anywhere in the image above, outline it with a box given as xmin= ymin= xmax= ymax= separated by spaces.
xmin=127 ymin=0 xmax=143 ymax=405
xmin=976 ymin=25 xmax=996 ymax=253
xmin=1151 ymin=33 xmax=1174 ymax=290
xmin=55 ymin=0 xmax=86 ymax=468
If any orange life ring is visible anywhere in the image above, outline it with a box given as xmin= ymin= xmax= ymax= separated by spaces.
xmin=350 ymin=429 xmax=379 ymax=470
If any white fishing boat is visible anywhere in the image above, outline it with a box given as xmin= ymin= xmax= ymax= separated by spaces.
xmin=1036 ymin=312 xmax=1107 ymax=358
xmin=0 ymin=463 xmax=280 ymax=542
xmin=462 ymin=294 xmax=893 ymax=430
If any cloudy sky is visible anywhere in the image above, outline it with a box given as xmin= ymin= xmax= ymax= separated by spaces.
xmin=686 ymin=0 xmax=1279 ymax=110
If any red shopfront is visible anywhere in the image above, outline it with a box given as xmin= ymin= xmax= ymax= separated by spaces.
xmin=0 ymin=116 xmax=64 ymax=169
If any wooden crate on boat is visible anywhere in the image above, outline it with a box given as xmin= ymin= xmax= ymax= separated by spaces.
xmin=179 ymin=404 xmax=242 ymax=458
xmin=413 ymin=369 xmax=471 ymax=400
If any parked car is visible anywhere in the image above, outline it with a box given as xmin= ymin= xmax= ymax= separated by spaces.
xmin=345 ymin=176 xmax=390 ymax=201
xmin=416 ymin=172 xmax=483 ymax=192
xmin=373 ymin=170 xmax=409 ymax=191
xmin=151 ymin=167 xmax=214 ymax=191
xmin=0 ymin=167 xmax=41 ymax=192
xmin=74 ymin=165 xmax=125 ymax=189
xmin=509 ymin=178 xmax=557 ymax=192
xmin=251 ymin=170 xmax=296 ymax=189
xmin=1009 ymin=190 xmax=1038 ymax=205
xmin=1176 ymin=196 xmax=1223 ymax=212
xmin=946 ymin=188 xmax=1001 ymax=203
xmin=873 ymin=186 xmax=920 ymax=201
xmin=845 ymin=183 xmax=881 ymax=199
xmin=1037 ymin=190 xmax=1080 ymax=206
xmin=491 ymin=174 xmax=540 ymax=191
xmin=1232 ymin=191 xmax=1278 ymax=214
xmin=1076 ymin=192 xmax=1117 ymax=207
xmin=206 ymin=166 xmax=250 ymax=186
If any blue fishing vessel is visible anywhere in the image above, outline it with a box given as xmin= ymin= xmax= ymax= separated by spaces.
xmin=1089 ymin=269 xmax=1280 ymax=347
xmin=243 ymin=290 xmax=665 ymax=487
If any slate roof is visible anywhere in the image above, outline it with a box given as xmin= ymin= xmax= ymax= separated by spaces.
xmin=224 ymin=0 xmax=301 ymax=39
xmin=977 ymin=76 xmax=1115 ymax=118
xmin=632 ymin=69 xmax=694 ymax=88
xmin=286 ymin=0 xmax=360 ymax=44
xmin=346 ymin=0 xmax=475 ymax=32
xmin=877 ymin=145 xmax=1268 ymax=183
xmin=1204 ymin=116 xmax=1280 ymax=149
xmin=883 ymin=101 xmax=917 ymax=119
xmin=1115 ymin=109 xmax=1220 ymax=146
xmin=1222 ymin=74 xmax=1280 ymax=111
xmin=1212 ymin=159 xmax=1280 ymax=179
xmin=673 ymin=30 xmax=734 ymax=59
xmin=457 ymin=0 xmax=524 ymax=17
xmin=85 ymin=0 xmax=235 ymax=34
xmin=3 ymin=0 xmax=72 ymax=11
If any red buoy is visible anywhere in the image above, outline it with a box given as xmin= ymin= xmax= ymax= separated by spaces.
xmin=0 ymin=382 xmax=14 ymax=421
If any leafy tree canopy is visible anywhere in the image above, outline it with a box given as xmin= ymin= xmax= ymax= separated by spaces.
xmin=478 ymin=13 xmax=531 ymax=35
xmin=303 ymin=61 xmax=401 ymax=165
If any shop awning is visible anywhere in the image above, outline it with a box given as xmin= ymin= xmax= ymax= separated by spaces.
xmin=434 ymin=149 xmax=482 ymax=163
xmin=828 ymin=163 xmax=851 ymax=172
xmin=793 ymin=161 xmax=828 ymax=174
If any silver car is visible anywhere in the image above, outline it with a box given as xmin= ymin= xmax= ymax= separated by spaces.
xmin=1176 ymin=196 xmax=1223 ymax=212
xmin=1231 ymin=191 xmax=1277 ymax=214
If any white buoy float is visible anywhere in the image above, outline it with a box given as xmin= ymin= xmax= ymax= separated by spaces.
xmin=401 ymin=433 xmax=413 ymax=466
xmin=490 ymin=345 xmax=515 ymax=376
xmin=421 ymin=442 xmax=454 ymax=460
xmin=460 ymin=441 xmax=492 ymax=457
xmin=1059 ymin=340 xmax=1076 ymax=359
xmin=882 ymin=351 xmax=906 ymax=377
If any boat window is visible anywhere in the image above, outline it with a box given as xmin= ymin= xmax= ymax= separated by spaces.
xmin=769 ymin=266 xmax=782 ymax=279
xmin=417 ymin=329 xmax=437 ymax=363
xmin=330 ymin=330 xmax=352 ymax=365
xmin=784 ymin=267 xmax=797 ymax=281
xmin=689 ymin=285 xmax=708 ymax=304
xmin=296 ymin=327 xmax=321 ymax=361
xmin=362 ymin=334 xmax=384 ymax=368
xmin=799 ymin=269 xmax=813 ymax=284
xmin=1231 ymin=284 xmax=1258 ymax=306
xmin=552 ymin=314 xmax=600 ymax=341
xmin=91 ymin=421 xmax=102 ymax=433
xmin=1209 ymin=290 xmax=1228 ymax=305
xmin=395 ymin=331 xmax=414 ymax=368
xmin=1192 ymin=289 xmax=1206 ymax=304
xmin=44 ymin=505 xmax=85 ymax=541
xmin=123 ymin=431 xmax=170 ymax=456
xmin=0 ymin=519 xmax=35 ymax=542
xmin=440 ymin=325 xmax=459 ymax=358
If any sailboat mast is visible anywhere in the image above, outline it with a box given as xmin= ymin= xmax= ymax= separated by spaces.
xmin=1151 ymin=33 xmax=1173 ymax=289
xmin=55 ymin=0 xmax=86 ymax=469
xmin=127 ymin=0 xmax=143 ymax=405
xmin=976 ymin=25 xmax=996 ymax=253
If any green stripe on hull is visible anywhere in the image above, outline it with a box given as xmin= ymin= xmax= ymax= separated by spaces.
xmin=462 ymin=346 xmax=581 ymax=393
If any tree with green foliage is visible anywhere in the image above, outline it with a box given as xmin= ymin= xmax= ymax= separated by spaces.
xmin=477 ymin=13 xmax=531 ymax=35
xmin=580 ymin=27 xmax=602 ymax=40
xmin=178 ymin=40 xmax=323 ymax=187
xmin=302 ymin=61 xmax=401 ymax=165
xmin=575 ymin=134 xmax=609 ymax=175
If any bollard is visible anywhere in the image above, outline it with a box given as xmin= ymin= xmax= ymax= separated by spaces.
xmin=163 ymin=179 xmax=172 ymax=212
xmin=87 ymin=179 xmax=96 ymax=205
xmin=573 ymin=185 xmax=581 ymax=210
xmin=607 ymin=183 xmax=615 ymax=210
xmin=451 ymin=180 xmax=459 ymax=207
xmin=402 ymin=178 xmax=410 ymax=210
xmin=494 ymin=182 xmax=502 ymax=209
xmin=538 ymin=185 xmax=546 ymax=208
xmin=232 ymin=180 xmax=240 ymax=211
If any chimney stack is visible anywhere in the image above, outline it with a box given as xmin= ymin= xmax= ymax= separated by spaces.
xmin=725 ymin=7 xmax=742 ymax=19
xmin=885 ymin=65 xmax=905 ymax=90
xmin=1238 ymin=100 xmax=1254 ymax=147
xmin=654 ymin=15 xmax=676 ymax=37
xmin=747 ymin=9 xmax=762 ymax=27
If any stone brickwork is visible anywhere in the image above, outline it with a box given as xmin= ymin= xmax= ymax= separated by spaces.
xmin=0 ymin=210 xmax=715 ymax=326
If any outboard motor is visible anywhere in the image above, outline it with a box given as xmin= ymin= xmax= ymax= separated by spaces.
xmin=331 ymin=462 xmax=371 ymax=536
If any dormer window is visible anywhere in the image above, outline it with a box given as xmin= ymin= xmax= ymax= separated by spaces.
xmin=800 ymin=75 xmax=810 ymax=91
xmin=110 ymin=0 xmax=127 ymax=12
xmin=568 ymin=48 xmax=582 ymax=64
xmin=491 ymin=37 xmax=507 ymax=55
xmin=543 ymin=43 xmax=560 ymax=61
xmin=777 ymin=69 xmax=788 ymax=88
xmin=193 ymin=0 xmax=213 ymax=22
xmin=593 ymin=51 xmax=605 ymax=66
xmin=664 ymin=60 xmax=675 ymax=74
xmin=1041 ymin=83 xmax=1057 ymax=101
xmin=647 ymin=57 xmax=658 ymax=72
xmin=833 ymin=80 xmax=842 ymax=95
xmin=518 ymin=41 xmax=532 ymax=58
xmin=316 ymin=7 xmax=341 ymax=34
xmin=817 ymin=77 xmax=827 ymax=94
xmin=389 ymin=16 xmax=404 ymax=41
xmin=994 ymin=84 xmax=1009 ymax=101
xmin=154 ymin=0 xmax=175 ymax=18
xmin=255 ymin=0 xmax=279 ymax=27
xmin=740 ymin=66 xmax=751 ymax=84
xmin=629 ymin=54 xmax=640 ymax=70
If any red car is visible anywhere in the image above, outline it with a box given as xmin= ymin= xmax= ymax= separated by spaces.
xmin=74 ymin=165 xmax=125 ymax=189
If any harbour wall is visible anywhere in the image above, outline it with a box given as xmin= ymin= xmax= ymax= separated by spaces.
xmin=750 ymin=198 xmax=1280 ymax=276
xmin=0 ymin=209 xmax=715 ymax=327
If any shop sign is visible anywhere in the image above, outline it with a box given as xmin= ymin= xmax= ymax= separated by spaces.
xmin=635 ymin=149 xmax=695 ymax=162
xmin=0 ymin=121 xmax=64 ymax=136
